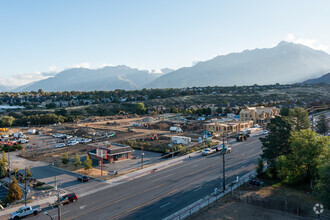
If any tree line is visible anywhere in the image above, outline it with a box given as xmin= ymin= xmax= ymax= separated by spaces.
xmin=258 ymin=107 xmax=329 ymax=208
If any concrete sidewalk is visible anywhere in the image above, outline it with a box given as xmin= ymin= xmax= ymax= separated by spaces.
xmin=107 ymin=151 xmax=201 ymax=185
xmin=0 ymin=196 xmax=57 ymax=219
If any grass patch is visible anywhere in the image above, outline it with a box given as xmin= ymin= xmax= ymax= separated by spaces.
xmin=35 ymin=185 xmax=53 ymax=191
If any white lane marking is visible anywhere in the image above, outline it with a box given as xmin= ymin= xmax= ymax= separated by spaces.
xmin=160 ymin=202 xmax=171 ymax=208
xmin=192 ymin=164 xmax=198 ymax=168
xmin=194 ymin=187 xmax=202 ymax=192
xmin=152 ymin=174 xmax=173 ymax=182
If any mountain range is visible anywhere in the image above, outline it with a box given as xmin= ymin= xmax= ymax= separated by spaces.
xmin=3 ymin=41 xmax=330 ymax=92
xmin=146 ymin=41 xmax=330 ymax=88
xmin=302 ymin=72 xmax=330 ymax=84
xmin=14 ymin=66 xmax=169 ymax=92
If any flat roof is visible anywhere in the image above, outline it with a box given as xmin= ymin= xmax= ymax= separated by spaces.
xmin=88 ymin=142 xmax=134 ymax=156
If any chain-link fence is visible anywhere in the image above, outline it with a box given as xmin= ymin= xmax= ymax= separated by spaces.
xmin=164 ymin=172 xmax=256 ymax=220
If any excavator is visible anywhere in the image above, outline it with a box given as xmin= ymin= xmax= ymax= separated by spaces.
xmin=149 ymin=134 xmax=158 ymax=141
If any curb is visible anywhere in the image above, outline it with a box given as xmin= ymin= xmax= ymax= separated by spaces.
xmin=163 ymin=170 xmax=257 ymax=220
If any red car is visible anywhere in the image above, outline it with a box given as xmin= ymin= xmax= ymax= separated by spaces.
xmin=60 ymin=193 xmax=78 ymax=204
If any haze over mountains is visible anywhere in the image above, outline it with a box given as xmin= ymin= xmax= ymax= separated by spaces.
xmin=302 ymin=72 xmax=330 ymax=85
xmin=14 ymin=66 xmax=166 ymax=92
xmin=2 ymin=41 xmax=330 ymax=92
xmin=146 ymin=41 xmax=330 ymax=88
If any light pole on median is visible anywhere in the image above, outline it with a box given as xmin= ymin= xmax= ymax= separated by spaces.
xmin=44 ymin=211 xmax=54 ymax=220
xmin=51 ymin=163 xmax=57 ymax=190
xmin=222 ymin=132 xmax=227 ymax=192
xmin=141 ymin=153 xmax=144 ymax=169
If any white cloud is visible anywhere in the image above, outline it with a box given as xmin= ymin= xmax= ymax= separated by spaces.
xmin=69 ymin=62 xmax=90 ymax=69
xmin=48 ymin=66 xmax=58 ymax=72
xmin=98 ymin=63 xmax=116 ymax=68
xmin=0 ymin=71 xmax=54 ymax=87
xmin=149 ymin=69 xmax=163 ymax=74
xmin=285 ymin=34 xmax=329 ymax=52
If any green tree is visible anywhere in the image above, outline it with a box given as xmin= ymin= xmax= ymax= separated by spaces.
xmin=136 ymin=102 xmax=146 ymax=115
xmin=84 ymin=155 xmax=93 ymax=171
xmin=216 ymin=107 xmax=223 ymax=114
xmin=279 ymin=107 xmax=290 ymax=116
xmin=61 ymin=153 xmax=70 ymax=167
xmin=2 ymin=151 xmax=8 ymax=164
xmin=45 ymin=103 xmax=57 ymax=109
xmin=276 ymin=130 xmax=329 ymax=188
xmin=314 ymin=162 xmax=330 ymax=208
xmin=256 ymin=158 xmax=264 ymax=177
xmin=224 ymin=106 xmax=232 ymax=116
xmin=26 ymin=167 xmax=32 ymax=178
xmin=316 ymin=113 xmax=329 ymax=135
xmin=73 ymin=153 xmax=82 ymax=168
xmin=0 ymin=116 xmax=15 ymax=127
xmin=260 ymin=116 xmax=292 ymax=167
xmin=0 ymin=160 xmax=6 ymax=178
xmin=5 ymin=177 xmax=23 ymax=203
xmin=288 ymin=107 xmax=310 ymax=131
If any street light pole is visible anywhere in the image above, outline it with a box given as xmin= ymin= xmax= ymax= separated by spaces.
xmin=57 ymin=193 xmax=61 ymax=220
xmin=44 ymin=211 xmax=54 ymax=220
xmin=222 ymin=133 xmax=226 ymax=192
xmin=51 ymin=163 xmax=57 ymax=190
xmin=24 ymin=167 xmax=27 ymax=206
xmin=141 ymin=153 xmax=144 ymax=169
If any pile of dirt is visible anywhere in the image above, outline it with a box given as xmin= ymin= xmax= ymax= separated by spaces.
xmin=150 ymin=121 xmax=174 ymax=130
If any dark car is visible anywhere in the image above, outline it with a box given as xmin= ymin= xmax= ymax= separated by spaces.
xmin=60 ymin=193 xmax=78 ymax=204
xmin=77 ymin=176 xmax=90 ymax=182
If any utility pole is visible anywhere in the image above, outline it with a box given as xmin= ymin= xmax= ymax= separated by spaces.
xmin=57 ymin=193 xmax=61 ymax=220
xmin=52 ymin=163 xmax=57 ymax=190
xmin=311 ymin=107 xmax=315 ymax=131
xmin=24 ymin=167 xmax=27 ymax=206
xmin=222 ymin=132 xmax=226 ymax=192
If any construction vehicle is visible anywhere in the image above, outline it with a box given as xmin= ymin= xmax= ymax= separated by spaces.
xmin=236 ymin=133 xmax=248 ymax=142
xmin=149 ymin=134 xmax=158 ymax=141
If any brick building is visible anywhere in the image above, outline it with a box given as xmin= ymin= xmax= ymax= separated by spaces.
xmin=87 ymin=142 xmax=134 ymax=163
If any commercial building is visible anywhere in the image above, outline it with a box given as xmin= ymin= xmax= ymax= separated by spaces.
xmin=239 ymin=106 xmax=279 ymax=124
xmin=87 ymin=142 xmax=134 ymax=163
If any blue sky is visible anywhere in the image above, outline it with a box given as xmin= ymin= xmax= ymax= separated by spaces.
xmin=1 ymin=0 xmax=329 ymax=86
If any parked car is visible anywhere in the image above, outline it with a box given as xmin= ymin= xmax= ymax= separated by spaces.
xmin=67 ymin=141 xmax=79 ymax=146
xmin=10 ymin=205 xmax=41 ymax=219
xmin=202 ymin=148 xmax=216 ymax=156
xmin=77 ymin=176 xmax=90 ymax=182
xmin=262 ymin=130 xmax=268 ymax=135
xmin=55 ymin=143 xmax=66 ymax=148
xmin=80 ymin=138 xmax=92 ymax=144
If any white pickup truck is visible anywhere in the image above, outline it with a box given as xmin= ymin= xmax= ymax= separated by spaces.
xmin=10 ymin=205 xmax=41 ymax=219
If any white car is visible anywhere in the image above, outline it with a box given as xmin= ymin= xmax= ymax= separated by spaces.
xmin=80 ymin=138 xmax=92 ymax=144
xmin=55 ymin=143 xmax=66 ymax=148
xmin=262 ymin=130 xmax=268 ymax=135
xmin=67 ymin=141 xmax=79 ymax=146
xmin=202 ymin=148 xmax=216 ymax=156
